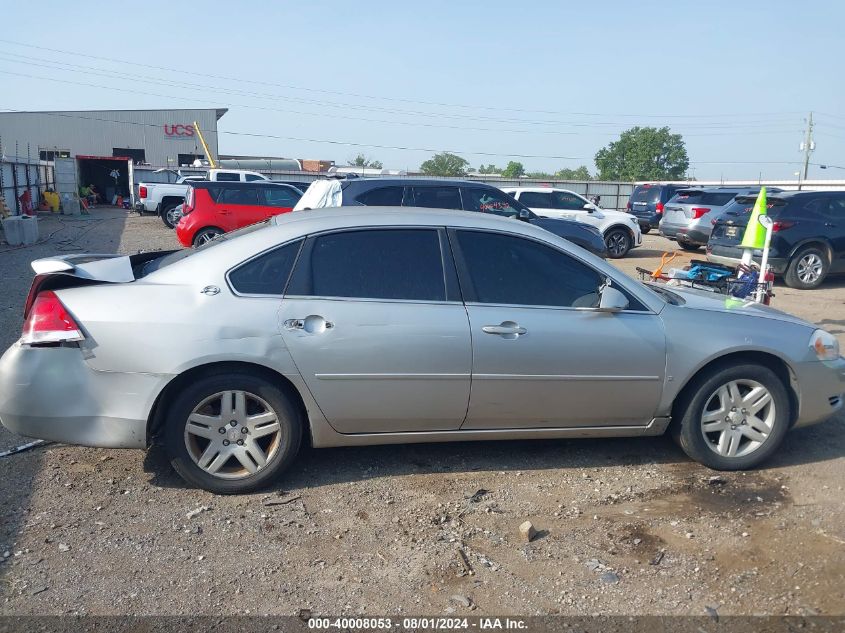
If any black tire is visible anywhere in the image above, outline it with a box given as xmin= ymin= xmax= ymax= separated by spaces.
xmin=640 ymin=225 xmax=651 ymax=235
xmin=163 ymin=370 xmax=302 ymax=494
xmin=160 ymin=202 xmax=180 ymax=229
xmin=672 ymin=363 xmax=790 ymax=471
xmin=784 ymin=245 xmax=829 ymax=290
xmin=605 ymin=228 xmax=632 ymax=259
xmin=679 ymin=242 xmax=701 ymax=252
xmin=193 ymin=227 xmax=223 ymax=247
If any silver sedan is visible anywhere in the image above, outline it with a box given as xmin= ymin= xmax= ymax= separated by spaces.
xmin=1 ymin=208 xmax=843 ymax=493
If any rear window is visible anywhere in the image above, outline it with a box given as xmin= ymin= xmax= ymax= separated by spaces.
xmin=630 ymin=186 xmax=662 ymax=203
xmin=669 ymin=191 xmax=737 ymax=206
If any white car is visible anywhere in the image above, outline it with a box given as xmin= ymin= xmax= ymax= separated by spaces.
xmin=503 ymin=187 xmax=642 ymax=258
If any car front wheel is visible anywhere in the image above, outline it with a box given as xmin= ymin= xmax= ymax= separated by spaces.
xmin=784 ymin=246 xmax=828 ymax=289
xmin=604 ymin=228 xmax=632 ymax=258
xmin=673 ymin=363 xmax=790 ymax=470
xmin=679 ymin=242 xmax=700 ymax=251
xmin=163 ymin=370 xmax=302 ymax=493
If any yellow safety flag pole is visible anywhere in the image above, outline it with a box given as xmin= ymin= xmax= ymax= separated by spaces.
xmin=193 ymin=121 xmax=217 ymax=169
xmin=739 ymin=187 xmax=767 ymax=266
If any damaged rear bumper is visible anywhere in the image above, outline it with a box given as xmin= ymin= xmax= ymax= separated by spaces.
xmin=0 ymin=342 xmax=170 ymax=448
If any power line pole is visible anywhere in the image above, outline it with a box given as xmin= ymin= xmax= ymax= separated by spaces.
xmin=801 ymin=111 xmax=814 ymax=181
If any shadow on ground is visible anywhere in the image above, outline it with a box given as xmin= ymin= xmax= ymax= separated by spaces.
xmin=142 ymin=415 xmax=845 ymax=492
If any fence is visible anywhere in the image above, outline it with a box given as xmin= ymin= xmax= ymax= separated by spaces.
xmin=0 ymin=157 xmax=55 ymax=215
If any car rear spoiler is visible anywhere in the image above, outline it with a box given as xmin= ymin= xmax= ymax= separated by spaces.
xmin=31 ymin=254 xmax=135 ymax=282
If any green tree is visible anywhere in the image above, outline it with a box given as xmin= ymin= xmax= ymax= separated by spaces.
xmin=420 ymin=152 xmax=469 ymax=177
xmin=501 ymin=161 xmax=525 ymax=178
xmin=525 ymin=171 xmax=554 ymax=179
xmin=554 ymin=165 xmax=593 ymax=181
xmin=348 ymin=154 xmax=383 ymax=169
xmin=594 ymin=126 xmax=689 ymax=181
xmin=477 ymin=163 xmax=501 ymax=174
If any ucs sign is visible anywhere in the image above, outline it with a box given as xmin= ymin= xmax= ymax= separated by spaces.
xmin=163 ymin=124 xmax=195 ymax=137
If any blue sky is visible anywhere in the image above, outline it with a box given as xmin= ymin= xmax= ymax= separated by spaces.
xmin=1 ymin=0 xmax=844 ymax=179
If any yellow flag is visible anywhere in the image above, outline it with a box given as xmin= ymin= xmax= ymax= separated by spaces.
xmin=741 ymin=187 xmax=767 ymax=249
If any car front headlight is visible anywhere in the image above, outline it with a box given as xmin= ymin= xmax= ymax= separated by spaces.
xmin=810 ymin=329 xmax=840 ymax=361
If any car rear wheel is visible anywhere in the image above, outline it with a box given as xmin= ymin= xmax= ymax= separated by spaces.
xmin=784 ymin=246 xmax=828 ymax=289
xmin=605 ymin=228 xmax=631 ymax=259
xmin=163 ymin=371 xmax=302 ymax=493
xmin=679 ymin=242 xmax=700 ymax=251
xmin=193 ymin=227 xmax=223 ymax=247
xmin=640 ymin=225 xmax=651 ymax=234
xmin=672 ymin=363 xmax=789 ymax=470
xmin=160 ymin=203 xmax=182 ymax=229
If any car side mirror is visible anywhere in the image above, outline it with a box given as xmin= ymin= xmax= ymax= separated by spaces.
xmin=597 ymin=286 xmax=629 ymax=312
xmin=517 ymin=208 xmax=531 ymax=221
xmin=583 ymin=203 xmax=595 ymax=213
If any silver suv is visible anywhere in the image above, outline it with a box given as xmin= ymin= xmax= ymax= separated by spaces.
xmin=659 ymin=187 xmax=772 ymax=251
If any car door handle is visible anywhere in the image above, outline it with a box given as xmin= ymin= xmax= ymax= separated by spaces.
xmin=482 ymin=322 xmax=527 ymax=338
xmin=284 ymin=315 xmax=334 ymax=333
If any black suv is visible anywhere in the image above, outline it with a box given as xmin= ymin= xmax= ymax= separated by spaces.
xmin=707 ymin=190 xmax=845 ymax=289
xmin=307 ymin=178 xmax=608 ymax=257
xmin=627 ymin=183 xmax=688 ymax=233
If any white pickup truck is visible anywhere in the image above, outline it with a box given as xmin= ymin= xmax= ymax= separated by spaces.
xmin=136 ymin=169 xmax=269 ymax=228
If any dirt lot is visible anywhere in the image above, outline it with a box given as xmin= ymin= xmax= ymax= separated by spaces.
xmin=0 ymin=209 xmax=843 ymax=617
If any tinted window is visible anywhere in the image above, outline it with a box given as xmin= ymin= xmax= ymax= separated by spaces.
xmin=218 ymin=187 xmax=259 ymax=205
xmin=552 ymin=191 xmax=585 ymax=210
xmin=229 ymin=239 xmax=303 ymax=295
xmin=245 ymin=174 xmax=265 ymax=182
xmin=299 ymin=230 xmax=445 ymax=301
xmin=462 ymin=188 xmax=524 ymax=218
xmin=670 ymin=191 xmax=737 ymax=206
xmin=630 ymin=186 xmax=661 ymax=204
xmin=356 ymin=186 xmax=405 ymax=206
xmin=825 ymin=196 xmax=845 ymax=219
xmin=518 ymin=192 xmax=553 ymax=208
xmin=410 ymin=186 xmax=462 ymax=210
xmin=215 ymin=172 xmax=241 ymax=182
xmin=455 ymin=230 xmax=602 ymax=307
xmin=262 ymin=186 xmax=301 ymax=208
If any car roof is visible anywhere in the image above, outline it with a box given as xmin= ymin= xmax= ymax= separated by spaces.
xmin=502 ymin=187 xmax=582 ymax=194
xmin=342 ymin=177 xmax=499 ymax=189
xmin=189 ymin=180 xmax=299 ymax=190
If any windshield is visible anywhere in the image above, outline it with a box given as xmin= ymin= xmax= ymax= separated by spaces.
xmin=630 ymin=186 xmax=662 ymax=203
xmin=669 ymin=190 xmax=737 ymax=206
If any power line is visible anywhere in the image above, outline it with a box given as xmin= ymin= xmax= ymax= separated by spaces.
xmin=0 ymin=53 xmax=805 ymax=133
xmin=0 ymin=37 xmax=806 ymax=121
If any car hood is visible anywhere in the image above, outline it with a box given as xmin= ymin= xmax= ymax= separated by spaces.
xmin=530 ymin=216 xmax=602 ymax=237
xmin=655 ymin=283 xmax=815 ymax=329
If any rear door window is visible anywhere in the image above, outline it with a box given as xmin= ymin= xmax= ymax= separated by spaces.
xmin=409 ymin=186 xmax=462 ymax=210
xmin=289 ymin=229 xmax=446 ymax=301
xmin=356 ymin=186 xmax=405 ymax=206
xmin=215 ymin=172 xmax=241 ymax=182
xmin=228 ymin=239 xmax=303 ymax=295
xmin=218 ymin=187 xmax=259 ymax=206
xmin=262 ymin=186 xmax=301 ymax=208
xmin=518 ymin=192 xmax=553 ymax=208
xmin=244 ymin=174 xmax=265 ymax=182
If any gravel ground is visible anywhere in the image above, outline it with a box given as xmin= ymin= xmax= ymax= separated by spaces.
xmin=0 ymin=209 xmax=842 ymax=617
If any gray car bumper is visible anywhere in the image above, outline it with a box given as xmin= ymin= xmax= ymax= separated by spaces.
xmin=792 ymin=357 xmax=845 ymax=428
xmin=0 ymin=343 xmax=169 ymax=448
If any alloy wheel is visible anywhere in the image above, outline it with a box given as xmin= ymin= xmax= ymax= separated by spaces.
xmin=700 ymin=379 xmax=775 ymax=458
xmin=183 ymin=390 xmax=283 ymax=479
xmin=797 ymin=253 xmax=824 ymax=285
xmin=195 ymin=230 xmax=221 ymax=246
xmin=606 ymin=231 xmax=629 ymax=257
xmin=166 ymin=206 xmax=182 ymax=228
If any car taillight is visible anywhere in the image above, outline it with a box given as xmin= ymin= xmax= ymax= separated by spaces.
xmin=691 ymin=207 xmax=710 ymax=219
xmin=183 ymin=188 xmax=194 ymax=215
xmin=656 ymin=202 xmax=664 ymax=214
xmin=21 ymin=291 xmax=84 ymax=345
xmin=772 ymin=220 xmax=794 ymax=232
xmin=139 ymin=186 xmax=147 ymax=199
